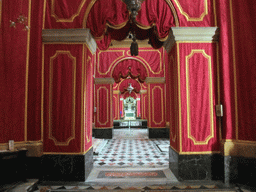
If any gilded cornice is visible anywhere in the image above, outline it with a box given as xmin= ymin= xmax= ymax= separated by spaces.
xmin=42 ymin=29 xmax=97 ymax=53
xmin=145 ymin=77 xmax=165 ymax=84
xmin=164 ymin=27 xmax=219 ymax=52
xmin=94 ymin=78 xmax=115 ymax=84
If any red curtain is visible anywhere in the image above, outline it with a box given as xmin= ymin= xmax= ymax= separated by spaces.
xmin=123 ymin=91 xmax=137 ymax=99
xmin=112 ymin=59 xmax=147 ymax=83
xmin=86 ymin=0 xmax=175 ymax=50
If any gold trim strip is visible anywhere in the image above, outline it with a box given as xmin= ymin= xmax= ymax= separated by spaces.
xmin=176 ymin=41 xmax=217 ymax=44
xmin=173 ymin=0 xmax=208 ymax=21
xmin=43 ymin=146 xmax=92 ymax=155
xmin=93 ymin=127 xmax=113 ymax=129
xmin=81 ymin=45 xmax=86 ymax=152
xmin=213 ymin=0 xmax=217 ymax=26
xmin=25 ymin=0 xmax=32 ymax=142
xmin=83 ymin=0 xmax=98 ymax=28
xmin=49 ymin=51 xmax=76 ymax=146
xmin=41 ymin=44 xmax=45 ymax=141
xmin=0 ymin=0 xmax=2 ymax=28
xmin=229 ymin=0 xmax=238 ymax=140
xmin=170 ymin=56 xmax=176 ymax=142
xmin=180 ymin=151 xmax=221 ymax=155
xmin=148 ymin=84 xmax=151 ymax=127
xmin=51 ymin=0 xmax=87 ymax=22
xmin=186 ymin=50 xmax=214 ymax=145
xmin=43 ymin=0 xmax=47 ymax=29
xmin=164 ymin=0 xmax=179 ymax=27
xmin=216 ymin=43 xmax=222 ymax=140
xmin=177 ymin=43 xmax=182 ymax=152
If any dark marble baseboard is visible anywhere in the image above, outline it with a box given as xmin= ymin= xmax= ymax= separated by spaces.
xmin=93 ymin=128 xmax=113 ymax=139
xmin=225 ymin=156 xmax=256 ymax=187
xmin=148 ymin=128 xmax=169 ymax=138
xmin=169 ymin=147 xmax=223 ymax=181
xmin=40 ymin=148 xmax=93 ymax=182
xmin=26 ymin=157 xmax=42 ymax=179
xmin=0 ymin=150 xmax=27 ymax=185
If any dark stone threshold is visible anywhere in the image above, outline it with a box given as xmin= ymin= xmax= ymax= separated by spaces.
xmin=169 ymin=147 xmax=224 ymax=181
xmin=93 ymin=128 xmax=113 ymax=139
xmin=113 ymin=120 xmax=147 ymax=129
xmin=148 ymin=128 xmax=169 ymax=138
xmin=40 ymin=148 xmax=93 ymax=182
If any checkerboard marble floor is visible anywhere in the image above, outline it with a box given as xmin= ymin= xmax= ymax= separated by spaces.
xmin=93 ymin=129 xmax=170 ymax=168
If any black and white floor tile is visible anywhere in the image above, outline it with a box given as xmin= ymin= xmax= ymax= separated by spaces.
xmin=93 ymin=129 xmax=170 ymax=168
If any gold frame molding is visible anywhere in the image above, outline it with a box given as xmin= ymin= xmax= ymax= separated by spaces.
xmin=169 ymin=55 xmax=177 ymax=143
xmin=51 ymin=0 xmax=87 ymax=22
xmin=97 ymin=50 xmax=125 ymax=75
xmin=186 ymin=49 xmax=214 ymax=145
xmin=49 ymin=51 xmax=76 ymax=146
xmin=96 ymin=86 xmax=109 ymax=125
xmin=152 ymin=86 xmax=164 ymax=125
xmin=173 ymin=0 xmax=208 ymax=21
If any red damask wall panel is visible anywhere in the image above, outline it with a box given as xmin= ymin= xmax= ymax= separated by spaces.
xmin=95 ymin=84 xmax=113 ymax=128
xmin=44 ymin=0 xmax=90 ymax=29
xmin=148 ymin=84 xmax=166 ymax=128
xmin=178 ymin=43 xmax=220 ymax=153
xmin=229 ymin=1 xmax=256 ymax=141
xmin=171 ymin=0 xmax=216 ymax=26
xmin=168 ymin=46 xmax=179 ymax=152
xmin=113 ymin=94 xmax=119 ymax=120
xmin=43 ymin=44 xmax=83 ymax=153
xmin=84 ymin=49 xmax=94 ymax=153
xmin=0 ymin=0 xmax=30 ymax=143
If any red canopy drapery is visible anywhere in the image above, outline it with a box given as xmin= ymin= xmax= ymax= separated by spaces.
xmin=119 ymin=78 xmax=141 ymax=94
xmin=123 ymin=91 xmax=137 ymax=99
xmin=112 ymin=59 xmax=147 ymax=83
xmin=86 ymin=0 xmax=175 ymax=50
